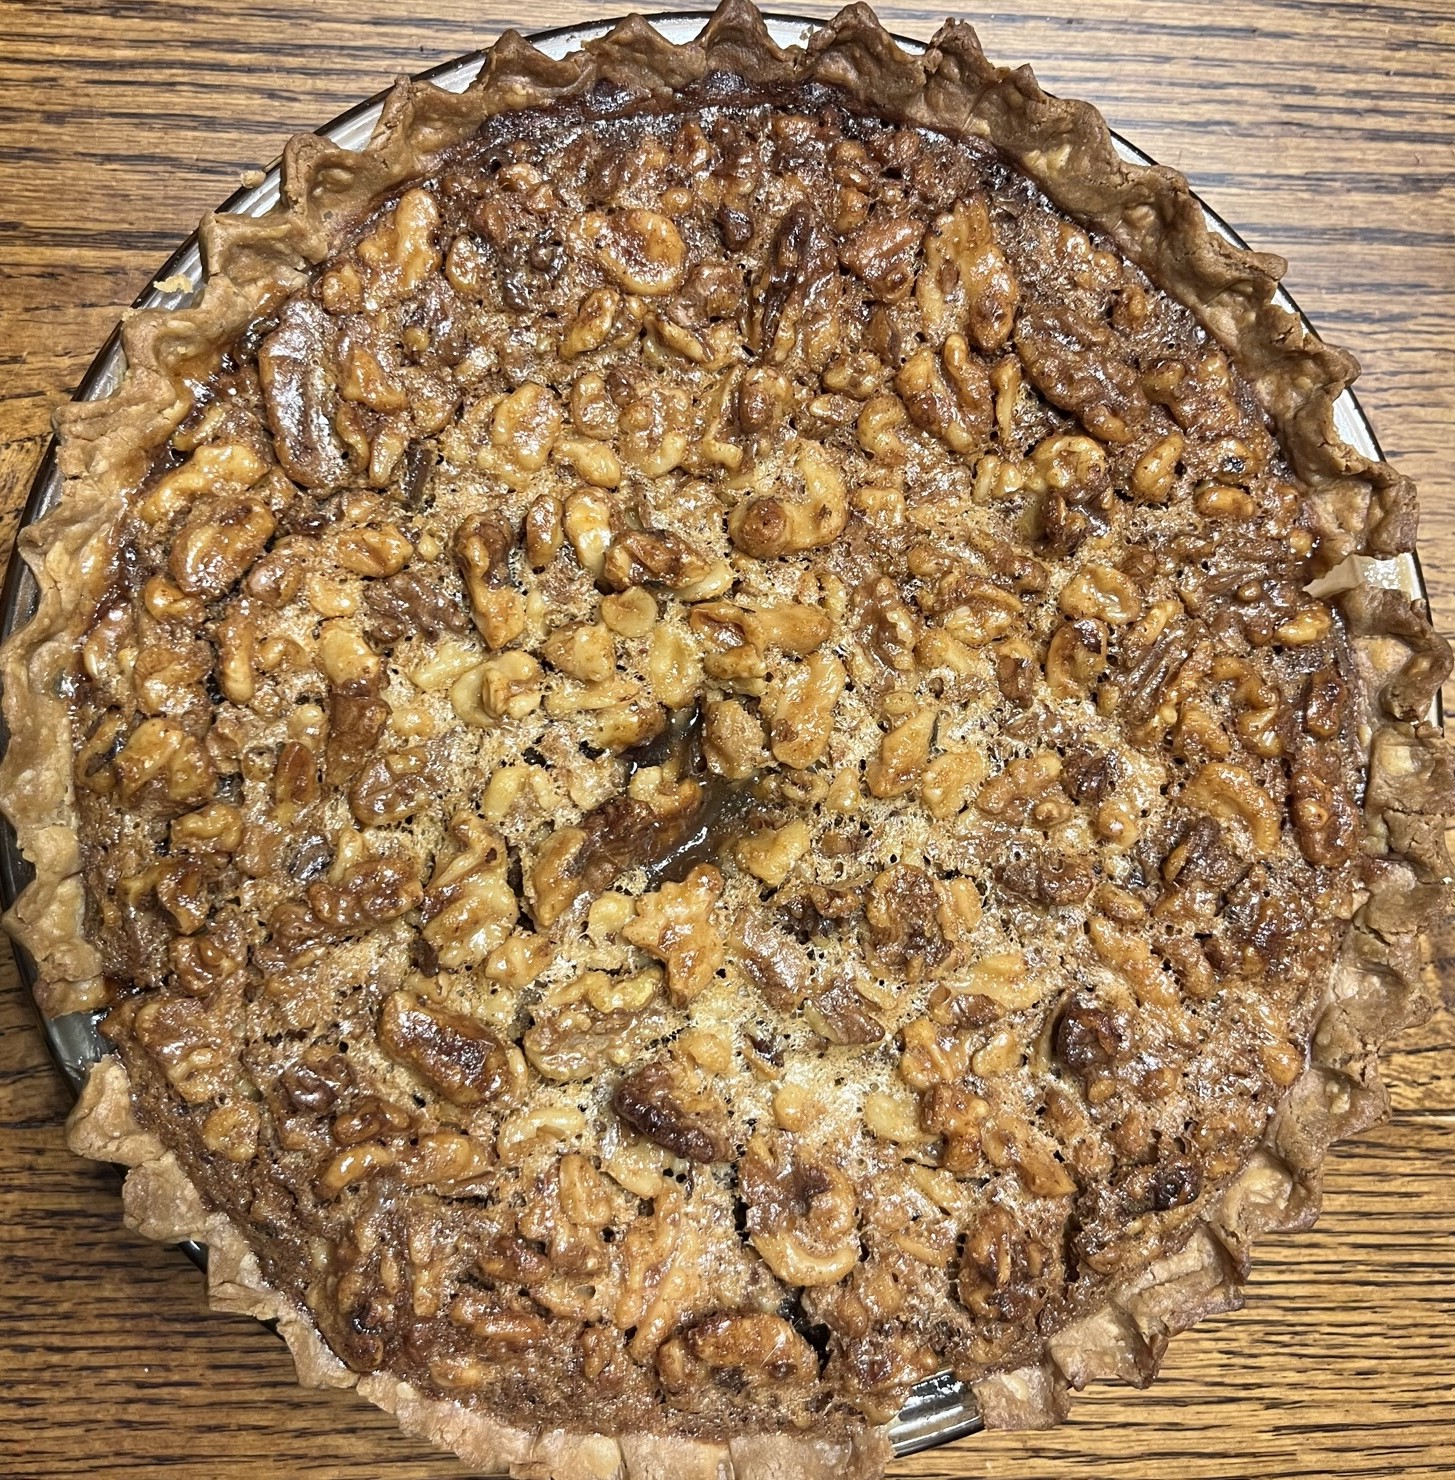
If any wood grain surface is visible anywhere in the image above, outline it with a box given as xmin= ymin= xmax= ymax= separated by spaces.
xmin=1 ymin=1 xmax=1451 ymax=1476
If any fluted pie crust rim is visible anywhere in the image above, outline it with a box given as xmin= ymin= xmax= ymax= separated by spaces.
xmin=4 ymin=3 xmax=1452 ymax=1476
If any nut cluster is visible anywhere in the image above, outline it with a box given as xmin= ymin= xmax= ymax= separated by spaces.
xmin=74 ymin=88 xmax=1363 ymax=1439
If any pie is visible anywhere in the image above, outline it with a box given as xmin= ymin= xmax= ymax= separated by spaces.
xmin=3 ymin=3 xmax=1450 ymax=1476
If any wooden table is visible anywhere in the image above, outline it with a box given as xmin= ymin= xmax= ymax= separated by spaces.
xmin=1 ymin=1 xmax=1451 ymax=1475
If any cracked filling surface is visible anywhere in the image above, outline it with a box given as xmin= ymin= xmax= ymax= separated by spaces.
xmin=72 ymin=81 xmax=1368 ymax=1442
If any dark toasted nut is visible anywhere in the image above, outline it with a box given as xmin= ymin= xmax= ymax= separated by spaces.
xmin=895 ymin=336 xmax=991 ymax=456
xmin=378 ymin=990 xmax=523 ymax=1106
xmin=153 ymin=862 xmax=209 ymax=935
xmin=1303 ymin=664 xmax=1347 ymax=740
xmin=732 ymin=910 xmax=811 ymax=1010
xmin=1053 ymin=999 xmax=1121 ymax=1073
xmin=995 ymin=849 xmax=1094 ymax=906
xmin=925 ymin=984 xmax=1001 ymax=1030
xmin=1116 ymin=1158 xmax=1204 ymax=1215
xmin=736 ymin=365 xmax=793 ymax=435
xmin=753 ymin=199 xmax=837 ymax=363
xmin=838 ymin=213 xmax=924 ymax=303
xmin=1289 ymin=746 xmax=1360 ymax=866
xmin=129 ymin=994 xmax=234 ymax=1104
xmin=918 ymin=196 xmax=1018 ymax=351
xmin=168 ymin=925 xmax=245 ymax=997
xmin=920 ymin=1083 xmax=988 ymax=1174
xmin=258 ymin=298 xmax=347 ymax=487
xmin=729 ymin=445 xmax=847 ymax=558
xmin=600 ymin=527 xmax=711 ymax=592
xmin=280 ymin=1054 xmax=348 ymax=1114
xmin=803 ymin=972 xmax=884 ymax=1045
xmin=1016 ymin=302 xmax=1146 ymax=444
xmin=268 ymin=856 xmax=422 ymax=959
xmin=325 ymin=689 xmax=388 ymax=786
xmin=272 ymin=742 xmax=319 ymax=811
xmin=330 ymin=1092 xmax=412 ymax=1146
xmin=364 ymin=567 xmax=472 ymax=645
xmin=612 ymin=1056 xmax=729 ymax=1163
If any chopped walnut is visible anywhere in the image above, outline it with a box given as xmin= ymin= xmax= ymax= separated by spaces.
xmin=729 ymin=443 xmax=848 ymax=558
xmin=658 ymin=1312 xmax=817 ymax=1397
xmin=168 ymin=495 xmax=277 ymax=599
xmin=1289 ymin=745 xmax=1359 ymax=866
xmin=803 ymin=972 xmax=885 ymax=1046
xmin=1016 ymin=301 xmax=1146 ymax=442
xmin=453 ymin=510 xmax=521 ymax=647
xmin=731 ymin=910 xmax=812 ymax=1011
xmin=129 ymin=994 xmax=235 ymax=1103
xmin=621 ymin=865 xmax=725 ymax=1005
xmin=379 ymin=991 xmax=524 ymax=1107
xmin=839 ymin=213 xmax=924 ymax=303
xmin=957 ymin=1203 xmax=1055 ymax=1325
xmin=580 ymin=208 xmax=687 ymax=296
xmin=895 ymin=336 xmax=991 ymax=455
xmin=918 ymin=196 xmax=1018 ymax=351
xmin=762 ymin=651 xmax=844 ymax=769
xmin=524 ymin=1002 xmax=657 ymax=1082
xmin=612 ymin=1055 xmax=730 ymax=1163
xmin=741 ymin=1136 xmax=859 ymax=1287
xmin=419 ymin=814 xmax=518 ymax=967
xmin=269 ymin=856 xmax=421 ymax=959
xmin=113 ymin=719 xmax=216 ymax=812
xmin=864 ymin=865 xmax=961 ymax=981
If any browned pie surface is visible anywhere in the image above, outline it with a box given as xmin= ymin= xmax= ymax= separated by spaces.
xmin=48 ymin=38 xmax=1386 ymax=1450
xmin=2 ymin=2 xmax=1455 ymax=1480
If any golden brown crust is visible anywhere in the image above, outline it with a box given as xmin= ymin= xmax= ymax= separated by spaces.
xmin=6 ymin=1 xmax=1450 ymax=1471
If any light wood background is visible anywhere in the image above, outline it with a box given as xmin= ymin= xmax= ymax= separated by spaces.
xmin=0 ymin=1 xmax=1451 ymax=1476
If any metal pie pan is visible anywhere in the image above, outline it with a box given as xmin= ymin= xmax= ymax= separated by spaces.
xmin=0 ymin=9 xmax=1435 ymax=1463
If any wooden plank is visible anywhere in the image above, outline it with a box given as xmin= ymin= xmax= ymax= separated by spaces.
xmin=0 ymin=1 xmax=1450 ymax=1475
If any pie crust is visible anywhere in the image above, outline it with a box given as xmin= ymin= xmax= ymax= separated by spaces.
xmin=4 ymin=4 xmax=1452 ymax=1476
